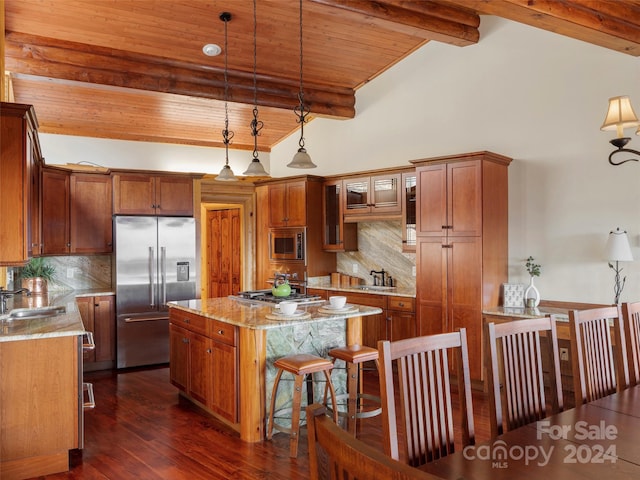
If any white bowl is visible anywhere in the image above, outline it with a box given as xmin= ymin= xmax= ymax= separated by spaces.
xmin=279 ymin=301 xmax=298 ymax=316
xmin=329 ymin=296 xmax=347 ymax=309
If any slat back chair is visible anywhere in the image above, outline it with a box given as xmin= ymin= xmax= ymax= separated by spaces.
xmin=569 ymin=305 xmax=629 ymax=405
xmin=485 ymin=316 xmax=564 ymax=438
xmin=377 ymin=329 xmax=475 ymax=468
xmin=306 ymin=404 xmax=439 ymax=480
xmin=621 ymin=301 xmax=640 ymax=386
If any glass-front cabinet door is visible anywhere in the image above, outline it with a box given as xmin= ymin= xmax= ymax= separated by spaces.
xmin=323 ymin=179 xmax=357 ymax=251
xmin=344 ymin=173 xmax=401 ymax=216
xmin=402 ymin=171 xmax=416 ymax=252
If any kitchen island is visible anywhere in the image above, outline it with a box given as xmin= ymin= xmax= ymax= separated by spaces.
xmin=167 ymin=297 xmax=383 ymax=443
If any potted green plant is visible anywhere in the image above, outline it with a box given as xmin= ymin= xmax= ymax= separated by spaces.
xmin=20 ymin=257 xmax=56 ymax=295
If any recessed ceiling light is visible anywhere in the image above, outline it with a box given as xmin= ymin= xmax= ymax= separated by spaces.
xmin=202 ymin=43 xmax=221 ymax=56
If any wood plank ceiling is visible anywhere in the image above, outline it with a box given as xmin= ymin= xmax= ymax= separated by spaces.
xmin=4 ymin=0 xmax=640 ymax=152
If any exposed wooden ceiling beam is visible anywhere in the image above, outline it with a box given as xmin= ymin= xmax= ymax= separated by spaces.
xmin=311 ymin=0 xmax=480 ymax=46
xmin=4 ymin=32 xmax=356 ymax=119
xmin=445 ymin=0 xmax=640 ymax=56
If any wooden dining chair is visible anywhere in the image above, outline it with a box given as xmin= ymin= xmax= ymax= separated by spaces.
xmin=485 ymin=316 xmax=564 ymax=438
xmin=377 ymin=329 xmax=475 ymax=468
xmin=569 ymin=305 xmax=629 ymax=405
xmin=621 ymin=301 xmax=640 ymax=386
xmin=306 ymin=403 xmax=438 ymax=480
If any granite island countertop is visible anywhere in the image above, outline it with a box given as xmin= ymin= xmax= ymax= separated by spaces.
xmin=307 ymin=278 xmax=415 ymax=298
xmin=0 ymin=289 xmax=114 ymax=342
xmin=168 ymin=297 xmax=383 ymax=330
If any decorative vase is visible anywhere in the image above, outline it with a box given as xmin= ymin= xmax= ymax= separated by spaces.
xmin=524 ymin=276 xmax=540 ymax=308
xmin=22 ymin=277 xmax=48 ymax=295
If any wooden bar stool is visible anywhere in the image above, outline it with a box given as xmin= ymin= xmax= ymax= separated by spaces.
xmin=326 ymin=344 xmax=382 ymax=435
xmin=267 ymin=353 xmax=338 ymax=458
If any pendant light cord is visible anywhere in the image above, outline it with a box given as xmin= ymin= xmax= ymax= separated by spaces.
xmin=295 ymin=0 xmax=310 ymax=149
xmin=221 ymin=12 xmax=234 ymax=162
xmin=251 ymin=0 xmax=263 ymax=161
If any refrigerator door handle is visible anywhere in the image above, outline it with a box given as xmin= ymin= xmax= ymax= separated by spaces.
xmin=149 ymin=246 xmax=155 ymax=307
xmin=161 ymin=246 xmax=167 ymax=305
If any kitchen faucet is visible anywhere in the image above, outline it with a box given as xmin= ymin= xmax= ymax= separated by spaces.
xmin=0 ymin=287 xmax=31 ymax=314
xmin=369 ymin=269 xmax=387 ymax=287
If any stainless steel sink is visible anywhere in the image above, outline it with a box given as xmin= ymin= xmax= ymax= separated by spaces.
xmin=354 ymin=285 xmax=396 ymax=291
xmin=8 ymin=305 xmax=66 ymax=319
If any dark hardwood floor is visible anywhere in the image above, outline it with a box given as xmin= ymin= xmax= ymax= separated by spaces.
xmin=38 ymin=366 xmax=491 ymax=480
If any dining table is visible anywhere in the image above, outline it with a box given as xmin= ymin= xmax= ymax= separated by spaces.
xmin=419 ymin=384 xmax=640 ymax=479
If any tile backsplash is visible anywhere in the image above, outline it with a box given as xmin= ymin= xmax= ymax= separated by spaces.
xmin=10 ymin=255 xmax=112 ymax=292
xmin=336 ymin=220 xmax=416 ymax=290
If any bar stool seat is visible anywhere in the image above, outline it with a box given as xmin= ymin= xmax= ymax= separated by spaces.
xmin=267 ymin=353 xmax=338 ymax=458
xmin=326 ymin=344 xmax=382 ymax=435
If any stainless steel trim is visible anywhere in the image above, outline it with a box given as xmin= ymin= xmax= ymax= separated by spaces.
xmin=83 ymin=382 xmax=95 ymax=409
xmin=82 ymin=331 xmax=95 ymax=351
xmin=149 ymin=246 xmax=155 ymax=306
xmin=161 ymin=246 xmax=167 ymax=304
xmin=124 ymin=316 xmax=168 ymax=323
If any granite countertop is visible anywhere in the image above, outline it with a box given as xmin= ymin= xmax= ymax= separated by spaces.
xmin=307 ymin=278 xmax=415 ymax=298
xmin=0 ymin=289 xmax=114 ymax=342
xmin=483 ymin=306 xmax=570 ymax=322
xmin=168 ymin=297 xmax=383 ymax=330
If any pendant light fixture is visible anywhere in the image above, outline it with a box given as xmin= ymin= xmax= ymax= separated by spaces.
xmin=287 ymin=0 xmax=316 ymax=169
xmin=215 ymin=11 xmax=237 ymax=181
xmin=243 ymin=0 xmax=269 ymax=177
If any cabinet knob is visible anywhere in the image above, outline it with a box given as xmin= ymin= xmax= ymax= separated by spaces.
xmin=182 ymin=338 xmax=189 ymax=343
xmin=184 ymin=318 xmax=190 ymax=323
xmin=442 ymin=244 xmax=453 ymax=248
xmin=206 ymin=349 xmax=212 ymax=354
xmin=398 ymin=302 xmax=405 ymax=307
xmin=217 ymin=329 xmax=224 ymax=335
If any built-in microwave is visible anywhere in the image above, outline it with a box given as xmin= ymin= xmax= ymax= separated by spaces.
xmin=269 ymin=228 xmax=305 ymax=261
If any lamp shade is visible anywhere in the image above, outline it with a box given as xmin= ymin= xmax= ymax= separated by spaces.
xmin=215 ymin=164 xmax=237 ymax=181
xmin=287 ymin=147 xmax=317 ymax=168
xmin=601 ymin=96 xmax=640 ymax=138
xmin=606 ymin=227 xmax=633 ymax=262
xmin=243 ymin=158 xmax=269 ymax=176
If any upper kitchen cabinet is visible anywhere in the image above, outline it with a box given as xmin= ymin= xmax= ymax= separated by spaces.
xmin=267 ymin=180 xmax=307 ymax=227
xmin=41 ymin=168 xmax=113 ymax=255
xmin=343 ymin=172 xmax=402 ymax=220
xmin=401 ymin=171 xmax=416 ymax=252
xmin=0 ymin=103 xmax=42 ymax=265
xmin=322 ymin=179 xmax=357 ymax=252
xmin=112 ymin=173 xmax=194 ymax=216
xmin=416 ymin=161 xmax=482 ymax=237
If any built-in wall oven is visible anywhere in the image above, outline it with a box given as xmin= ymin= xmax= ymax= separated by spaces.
xmin=269 ymin=227 xmax=305 ymax=262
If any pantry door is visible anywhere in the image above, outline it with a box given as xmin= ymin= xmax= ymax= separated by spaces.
xmin=207 ymin=208 xmax=241 ymax=298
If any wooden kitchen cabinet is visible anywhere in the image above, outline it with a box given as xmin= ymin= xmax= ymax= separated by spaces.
xmin=42 ymin=169 xmax=113 ymax=255
xmin=169 ymin=309 xmax=238 ymax=423
xmin=0 ymin=102 xmax=43 ymax=265
xmin=70 ymin=173 xmax=113 ymax=253
xmin=0 ymin=335 xmax=80 ymax=478
xmin=322 ymin=179 xmax=357 ymax=251
xmin=113 ymin=173 xmax=194 ymax=216
xmin=41 ymin=168 xmax=70 ymax=255
xmin=77 ymin=294 xmax=115 ymax=371
xmin=387 ymin=295 xmax=416 ymax=341
xmin=412 ymin=151 xmax=511 ymax=382
xmin=267 ymin=180 xmax=307 ymax=227
xmin=343 ymin=172 xmax=402 ymax=218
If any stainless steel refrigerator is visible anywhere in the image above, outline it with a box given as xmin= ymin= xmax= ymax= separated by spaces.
xmin=114 ymin=216 xmax=198 ymax=368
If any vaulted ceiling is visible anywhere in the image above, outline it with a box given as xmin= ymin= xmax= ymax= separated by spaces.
xmin=4 ymin=0 xmax=640 ymax=152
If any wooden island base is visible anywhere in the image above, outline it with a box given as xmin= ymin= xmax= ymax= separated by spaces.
xmin=168 ymin=298 xmax=379 ymax=443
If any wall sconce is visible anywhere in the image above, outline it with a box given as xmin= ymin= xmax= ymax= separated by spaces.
xmin=601 ymin=96 xmax=640 ymax=166
xmin=605 ymin=227 xmax=633 ymax=304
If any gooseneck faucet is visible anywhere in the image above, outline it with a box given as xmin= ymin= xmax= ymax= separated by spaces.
xmin=369 ymin=269 xmax=387 ymax=287
xmin=0 ymin=287 xmax=31 ymax=314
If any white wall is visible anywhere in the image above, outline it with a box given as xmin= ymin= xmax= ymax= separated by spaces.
xmin=40 ymin=16 xmax=640 ymax=304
